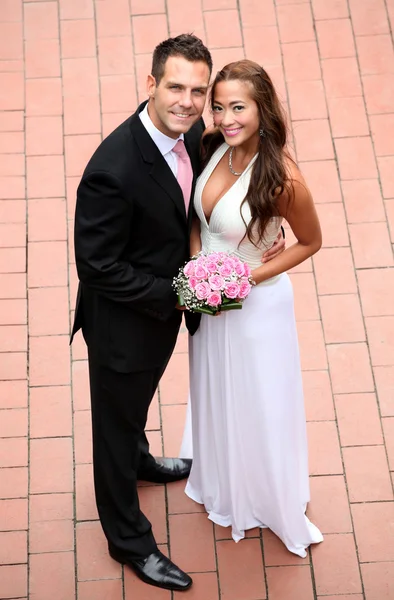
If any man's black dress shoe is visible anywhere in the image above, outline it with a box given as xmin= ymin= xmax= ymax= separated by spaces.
xmin=138 ymin=458 xmax=192 ymax=484
xmin=109 ymin=548 xmax=192 ymax=591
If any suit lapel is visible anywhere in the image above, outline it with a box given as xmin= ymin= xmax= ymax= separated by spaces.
xmin=129 ymin=104 xmax=187 ymax=223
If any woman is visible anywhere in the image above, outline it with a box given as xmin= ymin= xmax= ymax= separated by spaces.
xmin=180 ymin=60 xmax=323 ymax=558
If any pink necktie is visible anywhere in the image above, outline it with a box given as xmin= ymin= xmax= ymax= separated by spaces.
xmin=173 ymin=139 xmax=193 ymax=214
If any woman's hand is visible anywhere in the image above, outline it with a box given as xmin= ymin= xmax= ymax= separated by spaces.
xmin=261 ymin=230 xmax=285 ymax=263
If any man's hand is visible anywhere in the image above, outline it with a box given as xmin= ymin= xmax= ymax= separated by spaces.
xmin=261 ymin=229 xmax=286 ymax=263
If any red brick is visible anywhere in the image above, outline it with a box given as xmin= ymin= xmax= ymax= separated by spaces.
xmin=322 ymin=57 xmax=362 ymax=98
xmin=79 ymin=579 xmax=123 ymax=600
xmin=72 ymin=360 xmax=91 ymax=410
xmin=161 ymin=404 xmax=187 ymax=457
xmin=29 ymin=519 xmax=74 ymax=554
xmin=204 ymin=10 xmax=242 ymax=49
xmin=309 ymin=475 xmax=352 ymax=534
xmin=299 ymin=160 xmax=342 ymax=204
xmin=358 ymin=268 xmax=394 ymax=318
xmin=29 ymin=286 xmax=69 ymax=337
xmin=64 ymin=134 xmax=101 ymax=177
xmin=307 ymin=421 xmax=343 ymax=475
xmin=317 ymin=203 xmax=349 ymax=247
xmin=0 ymin=0 xmax=23 ymax=21
xmin=76 ymin=521 xmax=121 ymax=580
xmin=350 ymin=222 xmax=393 ymax=268
xmin=173 ymin=572 xmax=219 ymax=600
xmin=378 ymin=156 xmax=394 ymax=198
xmin=0 ymin=200 xmax=26 ymax=223
xmin=0 ymin=530 xmax=27 ymax=564
xmin=0 ymin=222 xmax=25 ymax=248
xmin=24 ymin=1 xmax=59 ymax=39
xmin=266 ymin=565 xmax=314 ymax=600
xmin=28 ymin=198 xmax=67 ymax=242
xmin=374 ymin=365 xmax=394 ymax=417
xmin=0 ymin=498 xmax=27 ymax=530
xmin=303 ymin=370 xmax=335 ymax=421
xmin=0 ymin=176 xmax=25 ymax=200
xmin=0 ymin=72 xmax=24 ymax=111
xmin=61 ymin=19 xmax=96 ymax=58
xmin=320 ymin=294 xmax=365 ymax=343
xmin=298 ymin=320 xmax=327 ymax=370
xmin=316 ymin=18 xmax=355 ymax=59
xmin=239 ymin=0 xmax=276 ymax=28
xmin=160 ymin=353 xmax=189 ymax=405
xmin=30 ymin=437 xmax=73 ymax=494
xmin=166 ymin=479 xmax=205 ymax=515
xmin=100 ymin=74 xmax=137 ymax=114
xmin=293 ymin=119 xmax=334 ymax=161
xmin=29 ymin=493 xmax=73 ymax=522
xmin=288 ymin=80 xmax=327 ymax=121
xmin=169 ymin=513 xmax=216 ymax=572
xmin=124 ymin=545 xmax=171 ymax=600
xmin=0 ymin=407 xmax=27 ymax=437
xmin=365 ymin=316 xmax=394 ymax=366
xmin=0 ymin=111 xmax=24 ymax=132
xmin=216 ymin=538 xmax=266 ymax=600
xmin=290 ymin=272 xmax=319 ymax=321
xmin=29 ymin=335 xmax=70 ymax=386
xmin=352 ymin=501 xmax=394 ymax=562
xmin=29 ymin=552 xmax=76 ymax=600
xmin=370 ymin=113 xmax=394 ymax=156
xmin=30 ymin=386 xmax=72 ymax=438
xmin=25 ymin=38 xmax=61 ymax=78
xmin=0 ymin=467 xmax=27 ymax=499
xmin=0 ymin=22 xmax=23 ymax=61
xmin=343 ymin=445 xmax=393 ymax=502
xmin=313 ymin=534 xmax=362 ymax=595
xmin=130 ymin=0 xmax=165 ymax=13
xmin=349 ymin=0 xmax=390 ymax=35
xmin=327 ymin=343 xmax=374 ymax=394
xmin=0 ymin=351 xmax=27 ymax=380
xmin=28 ymin=241 xmax=68 ymax=287
xmin=0 ymin=380 xmax=27 ymax=408
xmin=0 ymin=155 xmax=25 ymax=177
xmin=361 ymin=561 xmax=394 ymax=600
xmin=98 ymin=36 xmax=134 ymax=76
xmin=0 ymin=248 xmax=26 ymax=273
xmin=277 ymin=3 xmax=314 ymax=43
xmin=335 ymin=393 xmax=383 ymax=446
xmin=59 ymin=0 xmax=94 ymax=20
xmin=0 ymin=564 xmax=27 ymax=598
xmin=75 ymin=463 xmax=98 ymax=521
xmin=95 ymin=0 xmax=131 ymax=37
xmin=243 ymin=26 xmax=281 ymax=67
xmin=312 ymin=0 xmax=348 ymax=19
xmin=363 ymin=73 xmax=394 ymax=114
xmin=0 ymin=437 xmax=27 ymax=467
xmin=0 ymin=131 xmax=24 ymax=153
xmin=0 ymin=324 xmax=26 ymax=352
xmin=342 ymin=179 xmax=385 ymax=223
xmin=0 ymin=299 xmax=26 ymax=325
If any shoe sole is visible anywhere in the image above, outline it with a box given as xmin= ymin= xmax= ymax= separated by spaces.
xmin=109 ymin=550 xmax=193 ymax=592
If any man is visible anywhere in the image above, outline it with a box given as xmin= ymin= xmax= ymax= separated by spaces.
xmin=71 ymin=34 xmax=284 ymax=592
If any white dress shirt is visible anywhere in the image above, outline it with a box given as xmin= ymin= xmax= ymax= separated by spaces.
xmin=139 ymin=104 xmax=184 ymax=178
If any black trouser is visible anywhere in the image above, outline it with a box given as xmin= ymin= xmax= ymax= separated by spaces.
xmin=87 ymin=351 xmax=170 ymax=560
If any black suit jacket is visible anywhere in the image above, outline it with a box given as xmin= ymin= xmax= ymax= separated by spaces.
xmin=71 ymin=102 xmax=202 ymax=372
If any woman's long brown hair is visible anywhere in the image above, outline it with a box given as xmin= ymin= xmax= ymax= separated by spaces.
xmin=202 ymin=60 xmax=293 ymax=247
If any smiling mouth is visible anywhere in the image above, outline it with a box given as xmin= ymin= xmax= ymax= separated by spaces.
xmin=172 ymin=112 xmax=193 ymax=119
xmin=223 ymin=127 xmax=242 ymax=137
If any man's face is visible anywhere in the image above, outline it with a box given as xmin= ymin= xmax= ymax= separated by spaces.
xmin=147 ymin=56 xmax=210 ymax=139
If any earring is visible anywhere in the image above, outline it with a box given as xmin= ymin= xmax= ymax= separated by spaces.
xmin=259 ymin=128 xmax=264 ymax=137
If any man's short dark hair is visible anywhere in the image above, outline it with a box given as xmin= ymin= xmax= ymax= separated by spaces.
xmin=152 ymin=34 xmax=213 ymax=84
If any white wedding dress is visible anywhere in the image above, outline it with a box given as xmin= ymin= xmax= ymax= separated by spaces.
xmin=180 ymin=143 xmax=323 ymax=557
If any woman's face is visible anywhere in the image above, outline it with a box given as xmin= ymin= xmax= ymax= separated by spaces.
xmin=212 ymin=80 xmax=260 ymax=147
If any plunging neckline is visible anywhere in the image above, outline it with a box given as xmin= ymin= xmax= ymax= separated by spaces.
xmin=200 ymin=144 xmax=257 ymax=228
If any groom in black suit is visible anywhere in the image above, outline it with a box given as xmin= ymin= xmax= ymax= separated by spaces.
xmin=71 ymin=35 xmax=212 ymax=592
xmin=72 ymin=34 xmax=284 ymax=591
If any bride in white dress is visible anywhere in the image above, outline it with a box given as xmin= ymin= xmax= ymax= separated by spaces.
xmin=180 ymin=60 xmax=324 ymax=558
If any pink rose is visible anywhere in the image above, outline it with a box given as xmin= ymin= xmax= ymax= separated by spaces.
xmin=208 ymin=274 xmax=225 ymax=291
xmin=224 ymin=282 xmax=240 ymax=299
xmin=188 ymin=276 xmax=198 ymax=290
xmin=207 ymin=291 xmax=222 ymax=307
xmin=238 ymin=280 xmax=252 ymax=299
xmin=206 ymin=261 xmax=218 ymax=274
xmin=183 ymin=260 xmax=195 ymax=277
xmin=195 ymin=282 xmax=211 ymax=300
xmin=243 ymin=263 xmax=252 ymax=277
xmin=234 ymin=262 xmax=245 ymax=277
xmin=218 ymin=263 xmax=233 ymax=277
xmin=195 ymin=264 xmax=209 ymax=279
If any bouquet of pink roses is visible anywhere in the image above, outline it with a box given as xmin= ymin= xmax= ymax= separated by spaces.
xmin=173 ymin=251 xmax=254 ymax=316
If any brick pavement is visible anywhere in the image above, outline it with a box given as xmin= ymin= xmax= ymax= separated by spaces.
xmin=0 ymin=0 xmax=394 ymax=598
